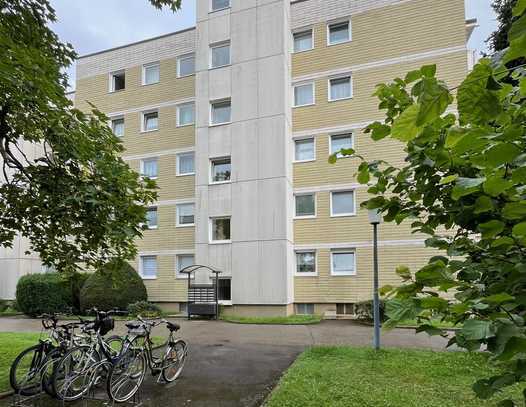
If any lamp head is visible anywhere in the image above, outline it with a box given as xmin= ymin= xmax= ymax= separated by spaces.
xmin=368 ymin=208 xmax=383 ymax=225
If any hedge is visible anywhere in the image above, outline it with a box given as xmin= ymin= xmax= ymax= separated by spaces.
xmin=16 ymin=273 xmax=73 ymax=316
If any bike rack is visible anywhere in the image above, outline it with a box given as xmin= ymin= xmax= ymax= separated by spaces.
xmin=10 ymin=360 xmax=49 ymax=407
xmin=180 ymin=264 xmax=222 ymax=320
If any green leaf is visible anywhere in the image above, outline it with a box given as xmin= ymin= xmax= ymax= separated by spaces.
xmin=500 ymin=336 xmax=526 ymax=360
xmin=328 ymin=154 xmax=337 ymax=164
xmin=512 ymin=222 xmax=526 ymax=238
xmin=479 ymin=220 xmax=505 ymax=239
xmin=483 ymin=176 xmax=513 ymax=197
xmin=420 ymin=296 xmax=448 ymax=310
xmin=483 ymin=293 xmax=515 ymax=304
xmin=367 ymin=122 xmax=391 ymax=141
xmin=421 ymin=64 xmax=437 ymax=78
xmin=474 ymin=196 xmax=494 ymax=214
xmin=391 ymin=104 xmax=422 ymax=141
xmin=445 ymin=127 xmax=467 ymax=148
xmin=439 ymin=175 xmax=458 ymax=185
xmin=357 ymin=168 xmax=370 ymax=184
xmin=395 ymin=265 xmax=412 ymax=281
xmin=415 ymin=79 xmax=451 ymax=126
xmin=451 ymin=177 xmax=485 ymax=200
xmin=513 ymin=0 xmax=526 ymax=16
xmin=404 ymin=69 xmax=421 ymax=83
xmin=503 ymin=202 xmax=526 ymax=220
xmin=485 ymin=143 xmax=522 ymax=167
xmin=462 ymin=319 xmax=493 ymax=340
xmin=509 ymin=13 xmax=526 ymax=43
xmin=415 ymin=324 xmax=444 ymax=336
xmin=492 ymin=237 xmax=515 ymax=248
xmin=520 ymin=78 xmax=526 ymax=97
xmin=504 ymin=32 xmax=526 ymax=63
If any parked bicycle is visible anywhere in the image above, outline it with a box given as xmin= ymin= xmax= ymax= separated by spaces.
xmin=51 ymin=308 xmax=125 ymax=401
xmin=106 ymin=316 xmax=188 ymax=403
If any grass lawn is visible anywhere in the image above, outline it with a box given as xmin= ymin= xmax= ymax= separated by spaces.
xmin=266 ymin=347 xmax=522 ymax=407
xmin=220 ymin=314 xmax=322 ymax=325
xmin=0 ymin=332 xmax=166 ymax=393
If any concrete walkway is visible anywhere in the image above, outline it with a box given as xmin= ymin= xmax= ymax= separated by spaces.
xmin=0 ymin=318 xmax=450 ymax=406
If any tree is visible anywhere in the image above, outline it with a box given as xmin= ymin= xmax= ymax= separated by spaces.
xmin=0 ymin=0 xmax=186 ymax=272
xmin=488 ymin=0 xmax=518 ymax=53
xmin=330 ymin=1 xmax=526 ymax=404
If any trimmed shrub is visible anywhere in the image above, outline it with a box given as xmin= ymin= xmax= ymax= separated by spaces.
xmin=127 ymin=301 xmax=163 ymax=318
xmin=80 ymin=259 xmax=147 ymax=312
xmin=69 ymin=272 xmax=91 ymax=313
xmin=16 ymin=273 xmax=73 ymax=316
xmin=354 ymin=300 xmax=386 ymax=323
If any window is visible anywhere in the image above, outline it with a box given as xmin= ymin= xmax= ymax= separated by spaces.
xmin=293 ymin=83 xmax=314 ymax=107
xmin=140 ymin=256 xmax=157 ymax=279
xmin=330 ymin=133 xmax=353 ymax=156
xmin=328 ymin=20 xmax=350 ymax=45
xmin=295 ymin=193 xmax=315 ymax=218
xmin=177 ymin=103 xmax=195 ymax=127
xmin=295 ymin=303 xmax=314 ymax=315
xmin=210 ymin=99 xmax=231 ymax=125
xmin=337 ymin=303 xmax=355 ymax=315
xmin=210 ymin=41 xmax=231 ymax=68
xmin=212 ymin=0 xmax=230 ymax=12
xmin=331 ymin=190 xmax=355 ymax=216
xmin=177 ymin=254 xmax=194 ymax=277
xmin=211 ymin=217 xmax=231 ymax=243
xmin=177 ymin=203 xmax=195 ymax=227
xmin=142 ymin=62 xmax=160 ymax=85
xmin=177 ymin=53 xmax=195 ymax=77
xmin=111 ymin=117 xmax=124 ymax=137
xmin=141 ymin=158 xmax=158 ymax=179
xmin=294 ymin=138 xmax=315 ymax=162
xmin=331 ymin=250 xmax=356 ymax=275
xmin=142 ymin=111 xmax=159 ymax=132
xmin=146 ymin=207 xmax=158 ymax=229
xmin=218 ymin=278 xmax=231 ymax=301
xmin=329 ymin=76 xmax=352 ymax=101
xmin=109 ymin=70 xmax=125 ymax=92
xmin=293 ymin=30 xmax=313 ymax=52
xmin=177 ymin=152 xmax=195 ymax=176
xmin=296 ymin=251 xmax=316 ymax=275
xmin=211 ymin=157 xmax=231 ymax=183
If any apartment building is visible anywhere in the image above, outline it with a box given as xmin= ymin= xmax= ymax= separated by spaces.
xmin=0 ymin=0 xmax=476 ymax=316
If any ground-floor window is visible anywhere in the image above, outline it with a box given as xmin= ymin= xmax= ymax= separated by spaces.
xmin=336 ymin=303 xmax=354 ymax=315
xmin=218 ymin=278 xmax=231 ymax=301
xmin=295 ymin=303 xmax=314 ymax=315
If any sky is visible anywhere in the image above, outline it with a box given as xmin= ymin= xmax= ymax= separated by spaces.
xmin=48 ymin=0 xmax=498 ymax=91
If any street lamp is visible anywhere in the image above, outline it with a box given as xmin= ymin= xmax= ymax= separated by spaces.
xmin=368 ymin=208 xmax=383 ymax=351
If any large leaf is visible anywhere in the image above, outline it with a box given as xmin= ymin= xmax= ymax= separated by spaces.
xmin=462 ymin=319 xmax=494 ymax=340
xmin=451 ymin=177 xmax=485 ymax=200
xmin=514 ymin=0 xmax=526 ymax=16
xmin=391 ymin=104 xmax=422 ymax=141
xmin=503 ymin=202 xmax=526 ymax=220
xmin=478 ymin=220 xmax=505 ymax=239
xmin=415 ymin=78 xmax=451 ymax=126
xmin=484 ymin=143 xmax=522 ymax=168
xmin=483 ymin=176 xmax=513 ymax=197
xmin=512 ymin=222 xmax=526 ymax=238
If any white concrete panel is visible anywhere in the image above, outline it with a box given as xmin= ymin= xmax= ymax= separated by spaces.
xmin=231 ymin=0 xmax=257 ymax=11
xmin=208 ymin=124 xmax=232 ymax=159
xmin=231 ymin=241 xmax=259 ymax=303
xmin=208 ymin=13 xmax=231 ymax=43
xmin=231 ymin=181 xmax=259 ymax=242
xmin=208 ymin=183 xmax=232 ymax=217
xmin=195 ymin=72 xmax=210 ymax=128
xmin=231 ymin=61 xmax=258 ymax=122
xmin=231 ymin=120 xmax=259 ymax=182
xmin=258 ymin=240 xmax=289 ymax=303
xmin=257 ymin=1 xmax=286 ymax=58
xmin=208 ymin=244 xmax=232 ymax=275
xmin=195 ymin=243 xmax=209 ymax=266
xmin=195 ymin=186 xmax=209 ymax=244
xmin=208 ymin=67 xmax=232 ymax=101
xmin=196 ymin=0 xmax=209 ymax=22
xmin=257 ymin=55 xmax=286 ymax=118
xmin=231 ymin=7 xmax=258 ymax=64
xmin=258 ymin=178 xmax=288 ymax=241
xmin=195 ymin=128 xmax=210 ymax=186
xmin=257 ymin=116 xmax=287 ymax=179
xmin=195 ymin=21 xmax=210 ymax=73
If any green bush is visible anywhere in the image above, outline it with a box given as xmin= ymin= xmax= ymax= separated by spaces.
xmin=16 ymin=273 xmax=73 ymax=316
xmin=127 ymin=301 xmax=163 ymax=318
xmin=0 ymin=300 xmax=9 ymax=313
xmin=80 ymin=259 xmax=147 ymax=312
xmin=68 ymin=272 xmax=91 ymax=313
xmin=354 ymin=300 xmax=386 ymax=322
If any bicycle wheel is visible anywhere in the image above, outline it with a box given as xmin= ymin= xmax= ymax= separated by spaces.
xmin=52 ymin=345 xmax=100 ymax=401
xmin=40 ymin=347 xmax=64 ymax=398
xmin=162 ymin=340 xmax=188 ymax=383
xmin=106 ymin=349 xmax=146 ymax=403
xmin=106 ymin=335 xmax=124 ymax=357
xmin=9 ymin=344 xmax=46 ymax=396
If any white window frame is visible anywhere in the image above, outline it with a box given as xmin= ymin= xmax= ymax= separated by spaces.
xmin=139 ymin=255 xmax=158 ymax=280
xmin=209 ymin=40 xmax=231 ymax=69
xmin=176 ymin=203 xmax=195 ymax=227
xmin=327 ymin=18 xmax=351 ymax=46
xmin=176 ymin=103 xmax=195 ymax=127
xmin=295 ymin=250 xmax=317 ymax=276
xmin=141 ymin=109 xmax=159 ymax=133
xmin=142 ymin=61 xmax=160 ymax=86
xmin=330 ymin=249 xmax=357 ymax=276
xmin=328 ymin=75 xmax=353 ymax=102
xmin=176 ymin=254 xmax=195 ymax=279
xmin=177 ymin=53 xmax=195 ymax=78
xmin=109 ymin=70 xmax=125 ymax=93
xmin=292 ymin=28 xmax=314 ymax=53
xmin=329 ymin=132 xmax=354 ymax=157
xmin=209 ymin=217 xmax=231 ymax=244
xmin=210 ymin=0 xmax=230 ymax=12
xmin=293 ymin=82 xmax=315 ymax=108
xmin=110 ymin=116 xmax=125 ymax=137
xmin=294 ymin=193 xmax=316 ymax=219
xmin=210 ymin=99 xmax=232 ymax=126
xmin=293 ymin=137 xmax=316 ymax=163
xmin=140 ymin=157 xmax=159 ymax=180
xmin=330 ymin=190 xmax=356 ymax=217
xmin=210 ymin=156 xmax=232 ymax=184
xmin=146 ymin=207 xmax=158 ymax=230
xmin=176 ymin=152 xmax=195 ymax=176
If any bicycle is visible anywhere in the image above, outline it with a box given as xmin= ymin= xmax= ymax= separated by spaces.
xmin=51 ymin=308 xmax=124 ymax=402
xmin=9 ymin=313 xmax=89 ymax=397
xmin=106 ymin=316 xmax=188 ymax=403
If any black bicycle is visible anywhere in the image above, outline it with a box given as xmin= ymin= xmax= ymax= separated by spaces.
xmin=106 ymin=316 xmax=188 ymax=403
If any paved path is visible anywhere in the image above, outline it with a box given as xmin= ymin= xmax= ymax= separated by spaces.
xmin=0 ymin=318 xmax=450 ymax=406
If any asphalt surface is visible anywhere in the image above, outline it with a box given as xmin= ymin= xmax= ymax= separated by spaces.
xmin=0 ymin=318 xmax=450 ymax=406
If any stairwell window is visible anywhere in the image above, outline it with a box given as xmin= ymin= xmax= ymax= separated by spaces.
xmin=146 ymin=207 xmax=158 ymax=229
xmin=294 ymin=138 xmax=315 ymax=162
xmin=177 ymin=203 xmax=195 ymax=227
xmin=109 ymin=70 xmax=125 ymax=92
xmin=296 ymin=251 xmax=316 ymax=275
xmin=295 ymin=193 xmax=316 ymax=218
xmin=142 ymin=62 xmax=160 ymax=85
xmin=176 ymin=254 xmax=194 ymax=278
xmin=177 ymin=152 xmax=195 ymax=176
xmin=142 ymin=110 xmax=159 ymax=132
xmin=140 ymin=256 xmax=157 ymax=279
xmin=328 ymin=20 xmax=351 ymax=45
xmin=177 ymin=103 xmax=195 ymax=127
xmin=331 ymin=250 xmax=356 ymax=276
xmin=293 ymin=29 xmax=313 ymax=53
xmin=111 ymin=117 xmax=124 ymax=137
xmin=140 ymin=158 xmax=158 ymax=180
xmin=296 ymin=303 xmax=314 ymax=315
xmin=330 ymin=190 xmax=355 ymax=217
xmin=211 ymin=0 xmax=230 ymax=12
xmin=211 ymin=157 xmax=231 ymax=183
xmin=210 ymin=41 xmax=231 ymax=69
xmin=210 ymin=99 xmax=231 ymax=125
xmin=293 ymin=83 xmax=314 ymax=107
xmin=330 ymin=133 xmax=353 ymax=157
xmin=329 ymin=76 xmax=352 ymax=101
xmin=210 ymin=217 xmax=231 ymax=243
xmin=177 ymin=53 xmax=195 ymax=77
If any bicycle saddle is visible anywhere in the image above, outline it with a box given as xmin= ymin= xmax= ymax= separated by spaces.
xmin=166 ymin=322 xmax=180 ymax=332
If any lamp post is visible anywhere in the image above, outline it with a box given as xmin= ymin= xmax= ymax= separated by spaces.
xmin=368 ymin=208 xmax=383 ymax=351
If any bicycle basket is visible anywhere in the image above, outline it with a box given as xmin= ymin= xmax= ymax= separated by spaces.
xmin=97 ymin=317 xmax=115 ymax=336
xmin=125 ymin=322 xmax=148 ymax=337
